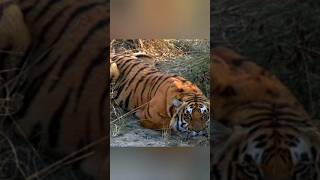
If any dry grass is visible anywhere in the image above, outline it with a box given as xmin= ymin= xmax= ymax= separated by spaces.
xmin=1 ymin=53 xmax=99 ymax=179
xmin=0 ymin=120 xmax=105 ymax=179
xmin=111 ymin=39 xmax=186 ymax=60
xmin=1 ymin=63 xmax=104 ymax=178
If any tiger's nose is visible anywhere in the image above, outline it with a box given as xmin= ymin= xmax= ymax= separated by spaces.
xmin=192 ymin=120 xmax=206 ymax=132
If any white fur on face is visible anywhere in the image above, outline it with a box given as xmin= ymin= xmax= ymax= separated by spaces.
xmin=246 ymin=141 xmax=264 ymax=164
xmin=245 ymin=136 xmax=312 ymax=165
xmin=290 ymin=137 xmax=311 ymax=163
xmin=186 ymin=106 xmax=193 ymax=114
xmin=200 ymin=105 xmax=208 ymax=113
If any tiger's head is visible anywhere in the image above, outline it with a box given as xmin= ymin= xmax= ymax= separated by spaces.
xmin=170 ymin=98 xmax=210 ymax=137
xmin=212 ymin=122 xmax=320 ymax=180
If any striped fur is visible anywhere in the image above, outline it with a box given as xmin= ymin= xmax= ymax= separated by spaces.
xmin=0 ymin=0 xmax=107 ymax=179
xmin=111 ymin=53 xmax=209 ymax=137
xmin=211 ymin=47 xmax=320 ymax=180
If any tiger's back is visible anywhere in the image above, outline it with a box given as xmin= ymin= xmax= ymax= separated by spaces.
xmin=212 ymin=47 xmax=320 ymax=180
xmin=0 ymin=0 xmax=107 ymax=179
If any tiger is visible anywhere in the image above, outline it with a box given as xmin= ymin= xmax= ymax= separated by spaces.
xmin=0 ymin=0 xmax=107 ymax=179
xmin=111 ymin=52 xmax=210 ymax=137
xmin=211 ymin=47 xmax=320 ymax=180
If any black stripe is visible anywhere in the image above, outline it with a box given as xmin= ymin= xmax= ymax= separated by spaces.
xmin=113 ymin=55 xmax=129 ymax=63
xmin=147 ymin=75 xmax=162 ymax=99
xmin=51 ymin=2 xmax=105 ymax=44
xmin=74 ymin=52 xmax=104 ymax=112
xmin=146 ymin=103 xmax=152 ymax=118
xmin=248 ymin=122 xmax=300 ymax=135
xmin=252 ymin=134 xmax=267 ymax=142
xmin=152 ymin=75 xmax=176 ymax=97
xmin=113 ymin=65 xmax=142 ymax=99
xmin=240 ymin=118 xmax=271 ymax=128
xmin=236 ymin=102 xmax=274 ymax=111
xmin=42 ymin=2 xmax=104 ymax=58
xmin=123 ymin=91 xmax=132 ymax=109
xmin=140 ymin=72 xmax=158 ymax=104
xmin=120 ymin=62 xmax=140 ymax=77
xmin=15 ymin=56 xmax=58 ymax=117
xmin=33 ymin=6 xmax=70 ymax=54
xmin=15 ymin=48 xmax=55 ymax=93
xmin=123 ymin=67 xmax=148 ymax=92
xmin=131 ymin=72 xmax=147 ymax=106
xmin=20 ymin=0 xmax=42 ymax=15
xmin=176 ymin=119 xmax=180 ymax=131
xmin=243 ymin=112 xmax=275 ymax=123
xmin=33 ymin=0 xmax=63 ymax=22
xmin=49 ymin=19 xmax=107 ymax=91
xmin=113 ymin=77 xmax=134 ymax=100
xmin=262 ymin=146 xmax=275 ymax=163
xmin=48 ymin=89 xmax=72 ymax=147
xmin=113 ymin=63 xmax=144 ymax=98
xmin=255 ymin=141 xmax=268 ymax=149
xmin=277 ymin=118 xmax=311 ymax=126
xmin=118 ymin=58 xmax=135 ymax=69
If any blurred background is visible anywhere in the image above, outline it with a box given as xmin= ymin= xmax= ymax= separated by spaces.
xmin=111 ymin=0 xmax=209 ymax=39
xmin=110 ymin=147 xmax=210 ymax=180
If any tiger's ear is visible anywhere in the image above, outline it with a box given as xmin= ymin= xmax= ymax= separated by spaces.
xmin=212 ymin=120 xmax=233 ymax=145
xmin=169 ymin=98 xmax=183 ymax=117
xmin=172 ymin=98 xmax=183 ymax=108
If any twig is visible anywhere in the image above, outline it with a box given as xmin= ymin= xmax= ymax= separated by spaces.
xmin=0 ymin=131 xmax=27 ymax=178
xmin=297 ymin=45 xmax=320 ymax=56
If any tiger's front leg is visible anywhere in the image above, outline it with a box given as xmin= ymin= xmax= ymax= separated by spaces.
xmin=135 ymin=98 xmax=171 ymax=131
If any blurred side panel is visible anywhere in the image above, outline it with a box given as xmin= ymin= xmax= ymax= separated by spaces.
xmin=111 ymin=0 xmax=210 ymax=39
xmin=110 ymin=147 xmax=210 ymax=180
